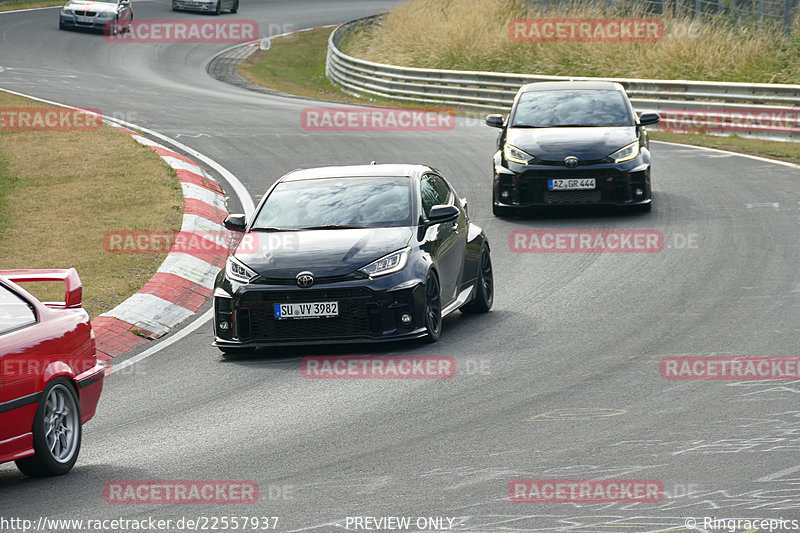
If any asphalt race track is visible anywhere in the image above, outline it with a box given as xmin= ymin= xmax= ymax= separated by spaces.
xmin=1 ymin=1 xmax=800 ymax=531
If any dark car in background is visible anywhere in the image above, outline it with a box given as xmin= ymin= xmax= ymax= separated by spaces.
xmin=486 ymin=81 xmax=660 ymax=216
xmin=213 ymin=164 xmax=493 ymax=353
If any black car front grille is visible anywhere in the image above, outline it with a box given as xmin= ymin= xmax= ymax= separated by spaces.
xmin=247 ymin=304 xmax=375 ymax=340
xmin=237 ymin=287 xmax=382 ymax=340
xmin=240 ymin=287 xmax=373 ymax=303
xmin=517 ymin=170 xmax=629 ymax=204
xmin=75 ymin=10 xmax=97 ymax=15
xmin=543 ymin=190 xmax=602 ymax=204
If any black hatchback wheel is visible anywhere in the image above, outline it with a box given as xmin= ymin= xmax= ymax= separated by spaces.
xmin=462 ymin=245 xmax=493 ymax=313
xmin=423 ymin=272 xmax=442 ymax=342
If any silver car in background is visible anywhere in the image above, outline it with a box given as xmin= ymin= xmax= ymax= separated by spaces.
xmin=172 ymin=0 xmax=238 ymax=15
xmin=59 ymin=0 xmax=132 ymax=34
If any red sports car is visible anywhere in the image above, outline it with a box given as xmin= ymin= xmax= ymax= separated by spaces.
xmin=0 ymin=269 xmax=104 ymax=476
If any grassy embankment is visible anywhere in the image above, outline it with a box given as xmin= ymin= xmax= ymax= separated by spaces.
xmin=0 ymin=91 xmax=183 ymax=317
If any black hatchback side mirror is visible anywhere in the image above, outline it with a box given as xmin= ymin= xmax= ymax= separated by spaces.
xmin=223 ymin=214 xmax=246 ymax=231
xmin=639 ymin=112 xmax=660 ymax=126
xmin=427 ymin=204 xmax=459 ymax=224
xmin=485 ymin=114 xmax=505 ymax=128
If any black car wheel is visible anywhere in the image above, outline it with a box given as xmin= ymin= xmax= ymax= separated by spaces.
xmin=230 ymin=0 xmax=238 ymax=13
xmin=423 ymin=272 xmax=442 ymax=342
xmin=462 ymin=245 xmax=493 ymax=313
xmin=15 ymin=379 xmax=82 ymax=477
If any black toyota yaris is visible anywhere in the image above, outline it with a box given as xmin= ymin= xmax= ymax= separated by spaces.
xmin=213 ymin=164 xmax=493 ymax=354
xmin=486 ymin=81 xmax=660 ymax=216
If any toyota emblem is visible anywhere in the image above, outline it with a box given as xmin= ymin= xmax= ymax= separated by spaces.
xmin=296 ymin=272 xmax=315 ymax=288
xmin=564 ymin=156 xmax=579 ymax=168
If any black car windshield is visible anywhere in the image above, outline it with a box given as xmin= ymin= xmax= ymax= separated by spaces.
xmin=511 ymin=89 xmax=633 ymax=128
xmin=252 ymin=176 xmax=413 ymax=230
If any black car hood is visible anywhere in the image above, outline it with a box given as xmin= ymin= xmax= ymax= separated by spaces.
xmin=506 ymin=126 xmax=636 ymax=161
xmin=234 ymin=227 xmax=413 ymax=279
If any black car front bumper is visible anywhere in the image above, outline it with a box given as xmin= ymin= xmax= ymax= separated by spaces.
xmin=493 ymin=152 xmax=652 ymax=209
xmin=213 ymin=278 xmax=429 ymax=348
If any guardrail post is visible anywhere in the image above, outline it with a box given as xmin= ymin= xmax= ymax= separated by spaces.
xmin=784 ymin=0 xmax=793 ymax=34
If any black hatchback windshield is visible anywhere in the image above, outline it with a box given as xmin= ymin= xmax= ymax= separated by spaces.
xmin=511 ymin=89 xmax=633 ymax=128
xmin=252 ymin=176 xmax=413 ymax=230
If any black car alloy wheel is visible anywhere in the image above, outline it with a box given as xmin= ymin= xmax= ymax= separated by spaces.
xmin=424 ymin=272 xmax=442 ymax=341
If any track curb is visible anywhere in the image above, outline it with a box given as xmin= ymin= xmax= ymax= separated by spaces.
xmin=91 ymin=125 xmax=230 ymax=363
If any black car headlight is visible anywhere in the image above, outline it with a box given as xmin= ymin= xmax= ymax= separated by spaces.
xmin=503 ymin=143 xmax=535 ymax=165
xmin=609 ymin=141 xmax=640 ymax=163
xmin=225 ymin=256 xmax=258 ymax=284
xmin=359 ymin=247 xmax=410 ymax=278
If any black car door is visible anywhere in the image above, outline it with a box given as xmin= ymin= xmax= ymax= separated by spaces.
xmin=419 ymin=173 xmax=467 ymax=305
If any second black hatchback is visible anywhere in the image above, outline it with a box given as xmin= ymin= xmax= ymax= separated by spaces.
xmin=486 ymin=81 xmax=660 ymax=216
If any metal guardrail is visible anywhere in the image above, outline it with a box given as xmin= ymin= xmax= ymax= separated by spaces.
xmin=326 ymin=15 xmax=800 ymax=141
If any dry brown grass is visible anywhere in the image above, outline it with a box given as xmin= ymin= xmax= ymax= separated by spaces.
xmin=0 ymin=92 xmax=183 ymax=317
xmin=0 ymin=0 xmax=61 ymax=11
xmin=344 ymin=0 xmax=800 ymax=83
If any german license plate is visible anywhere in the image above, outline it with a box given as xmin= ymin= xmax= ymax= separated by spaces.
xmin=548 ymin=178 xmax=596 ymax=190
xmin=274 ymin=301 xmax=338 ymax=319
xmin=76 ymin=15 xmax=94 ymax=22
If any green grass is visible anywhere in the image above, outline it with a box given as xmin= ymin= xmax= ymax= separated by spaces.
xmin=343 ymin=0 xmax=800 ymax=84
xmin=650 ymin=131 xmax=800 ymax=162
xmin=0 ymin=0 xmax=61 ymax=12
xmin=0 ymin=91 xmax=183 ymax=317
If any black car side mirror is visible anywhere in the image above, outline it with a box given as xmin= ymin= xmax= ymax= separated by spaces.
xmin=427 ymin=205 xmax=459 ymax=224
xmin=638 ymin=112 xmax=660 ymax=126
xmin=223 ymin=214 xmax=247 ymax=231
xmin=485 ymin=114 xmax=505 ymax=128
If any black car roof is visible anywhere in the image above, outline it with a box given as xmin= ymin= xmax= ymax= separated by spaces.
xmin=519 ymin=80 xmax=625 ymax=92
xmin=280 ymin=164 xmax=432 ymax=182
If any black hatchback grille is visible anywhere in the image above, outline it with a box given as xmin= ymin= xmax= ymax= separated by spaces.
xmin=237 ymin=287 xmax=381 ymax=340
xmin=543 ymin=190 xmax=602 ymax=204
